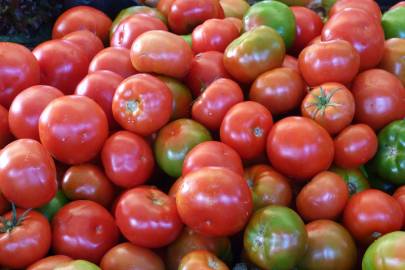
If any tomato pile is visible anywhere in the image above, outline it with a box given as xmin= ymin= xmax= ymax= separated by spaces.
xmin=0 ymin=0 xmax=405 ymax=269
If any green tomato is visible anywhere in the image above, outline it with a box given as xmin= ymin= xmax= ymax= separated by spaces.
xmin=274 ymin=0 xmax=313 ymax=6
xmin=362 ymin=231 xmax=405 ymax=270
xmin=243 ymin=0 xmax=296 ymax=48
xmin=38 ymin=190 xmax=69 ymax=221
xmin=330 ymin=166 xmax=370 ymax=196
xmin=382 ymin=7 xmax=405 ymax=39
xmin=154 ymin=119 xmax=212 ymax=178
xmin=55 ymin=260 xmax=101 ymax=270
xmin=244 ymin=205 xmax=307 ymax=270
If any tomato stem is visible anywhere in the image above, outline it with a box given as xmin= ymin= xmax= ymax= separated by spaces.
xmin=0 ymin=203 xmax=31 ymax=233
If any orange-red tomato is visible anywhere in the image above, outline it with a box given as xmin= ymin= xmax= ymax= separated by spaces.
xmin=178 ymin=250 xmax=229 ymax=270
xmin=89 ymin=47 xmax=137 ymax=78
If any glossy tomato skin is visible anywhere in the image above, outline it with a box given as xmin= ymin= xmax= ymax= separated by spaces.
xmin=101 ymin=131 xmax=154 ymax=188
xmin=380 ymin=38 xmax=405 ymax=86
xmin=9 ymin=85 xmax=63 ymax=140
xmin=393 ymin=186 xmax=405 ymax=228
xmin=0 ymin=139 xmax=57 ymax=208
xmin=298 ymin=40 xmax=360 ymax=86
xmin=249 ymin=67 xmax=306 ymax=116
xmin=54 ymin=260 xmax=101 ymax=270
xmin=0 ymin=42 xmax=40 ymax=108
xmin=115 ymin=186 xmax=183 ymax=248
xmin=334 ymin=124 xmax=378 ymax=169
xmin=220 ymin=101 xmax=273 ymax=160
xmin=178 ymin=250 xmax=229 ymax=270
xmin=39 ymin=95 xmax=109 ymax=165
xmin=89 ymin=47 xmax=137 ymax=78
xmin=267 ymin=117 xmax=334 ymax=181
xmin=177 ymin=167 xmax=252 ymax=236
xmin=330 ymin=166 xmax=370 ymax=196
xmin=0 ymin=104 xmax=12 ymax=148
xmin=192 ymin=78 xmax=244 ymax=130
xmin=27 ymin=255 xmax=73 ymax=270
xmin=100 ymin=242 xmax=165 ymax=270
xmin=62 ymin=30 xmax=104 ymax=62
xmin=52 ymin=200 xmax=119 ymax=263
xmin=52 ymin=6 xmax=112 ymax=42
xmin=220 ymin=0 xmax=250 ymax=19
xmin=352 ymin=69 xmax=405 ymax=130
xmin=343 ymin=189 xmax=403 ymax=245
xmin=329 ymin=0 xmax=381 ymax=21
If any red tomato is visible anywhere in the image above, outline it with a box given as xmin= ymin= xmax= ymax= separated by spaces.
xmin=101 ymin=131 xmax=154 ymax=188
xmin=249 ymin=67 xmax=306 ymax=116
xmin=298 ymin=40 xmax=360 ymax=86
xmin=168 ymin=177 xmax=184 ymax=198
xmin=130 ymin=30 xmax=193 ymax=78
xmin=282 ymin=54 xmax=299 ymax=72
xmin=322 ymin=8 xmax=385 ymax=71
xmin=0 ymin=104 xmax=12 ymax=148
xmin=39 ymin=95 xmax=109 ymax=164
xmin=0 ymin=139 xmax=57 ymax=208
xmin=52 ymin=6 xmax=112 ymax=42
xmin=75 ymin=70 xmax=123 ymax=129
xmin=290 ymin=6 xmax=323 ymax=55
xmin=393 ymin=186 xmax=405 ymax=228
xmin=112 ymin=74 xmax=172 ymax=136
xmin=168 ymin=0 xmax=224 ymax=34
xmin=89 ymin=47 xmax=137 ymax=78
xmin=221 ymin=101 xmax=273 ymax=160
xmin=111 ymin=14 xmax=168 ymax=49
xmin=267 ymin=117 xmax=334 ymax=181
xmin=296 ymin=171 xmax=349 ymax=221
xmin=157 ymin=0 xmax=176 ymax=17
xmin=0 ymin=42 xmax=40 ymax=108
xmin=115 ymin=186 xmax=183 ymax=248
xmin=334 ymin=124 xmax=378 ymax=169
xmin=52 ymin=200 xmax=119 ymax=263
xmin=0 ymin=191 xmax=10 ymax=215
xmin=329 ymin=0 xmax=381 ymax=21
xmin=343 ymin=189 xmax=403 ymax=244
xmin=9 ymin=85 xmax=64 ymax=140
xmin=178 ymin=250 xmax=229 ymax=270
xmin=352 ymin=69 xmax=405 ymax=130
xmin=33 ymin=40 xmax=89 ymax=95
xmin=186 ymin=51 xmax=231 ymax=97
xmin=224 ymin=17 xmax=243 ymax=33
xmin=192 ymin=78 xmax=244 ymax=130
xmin=62 ymin=30 xmax=104 ymax=61
xmin=0 ymin=210 xmax=52 ymax=269
xmin=27 ymin=255 xmax=72 ymax=270
xmin=177 ymin=167 xmax=252 ymax=236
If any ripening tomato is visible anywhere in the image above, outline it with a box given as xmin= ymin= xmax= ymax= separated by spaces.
xmin=393 ymin=186 xmax=405 ymax=228
xmin=178 ymin=250 xmax=229 ymax=270
xmin=89 ymin=47 xmax=137 ymax=78
xmin=379 ymin=38 xmax=405 ymax=86
xmin=330 ymin=166 xmax=370 ymax=196
xmin=9 ymin=85 xmax=63 ymax=140
xmin=220 ymin=0 xmax=250 ymax=19
xmin=329 ymin=0 xmax=381 ymax=22
xmin=0 ymin=42 xmax=40 ymax=108
xmin=62 ymin=30 xmax=104 ymax=61
xmin=54 ymin=260 xmax=101 ymax=270
xmin=390 ymin=1 xmax=405 ymax=10
xmin=27 ymin=255 xmax=73 ymax=270
xmin=0 ymin=104 xmax=12 ymax=148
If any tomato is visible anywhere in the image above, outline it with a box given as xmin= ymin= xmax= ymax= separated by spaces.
xmin=115 ymin=186 xmax=183 ymax=248
xmin=298 ymin=220 xmax=357 ymax=270
xmin=111 ymin=14 xmax=168 ymax=49
xmin=290 ymin=6 xmax=323 ymax=55
xmin=282 ymin=54 xmax=299 ymax=72
xmin=168 ymin=177 xmax=184 ymax=198
xmin=101 ymin=131 xmax=154 ymax=188
xmin=224 ymin=17 xmax=243 ymax=33
xmin=186 ymin=51 xmax=231 ymax=97
xmin=168 ymin=0 xmax=224 ymax=34
xmin=0 ymin=104 xmax=12 ymax=148
xmin=154 ymin=119 xmax=212 ymax=178
xmin=89 ymin=47 xmax=137 ymax=78
xmin=220 ymin=0 xmax=250 ymax=19
xmin=52 ymin=6 xmax=112 ymax=42
xmin=334 ymin=124 xmax=378 ymax=169
xmin=192 ymin=78 xmax=244 ymax=130
xmin=112 ymin=74 xmax=172 ymax=136
xmin=224 ymin=26 xmax=285 ymax=83
xmin=166 ymin=227 xmax=232 ymax=270
xmin=157 ymin=0 xmax=176 ymax=17
xmin=380 ymin=38 xmax=405 ymax=86
xmin=75 ymin=70 xmax=123 ymax=129
xmin=130 ymin=30 xmax=193 ymax=79
xmin=191 ymin=18 xmax=239 ymax=53
xmin=178 ymin=250 xmax=229 ymax=270
xmin=244 ymin=206 xmax=307 ymax=270
xmin=301 ymin=83 xmax=355 ymax=135
xmin=298 ymin=40 xmax=360 ymax=86
xmin=329 ymin=0 xmax=381 ymax=21
xmin=391 ymin=1 xmax=405 ymax=10
xmin=33 ymin=40 xmax=89 ymax=95
xmin=62 ymin=30 xmax=104 ymax=61
xmin=393 ymin=186 xmax=405 ymax=228
xmin=296 ymin=171 xmax=349 ymax=221
xmin=249 ymin=67 xmax=306 ymax=116
xmin=0 ymin=209 xmax=51 ymax=269
xmin=39 ymin=96 xmax=108 ymax=165
xmin=100 ymin=242 xmax=164 ymax=270
xmin=38 ymin=190 xmax=69 ymax=221
xmin=244 ymin=164 xmax=292 ymax=211
xmin=343 ymin=189 xmax=403 ymax=245
xmin=382 ymin=7 xmax=405 ymax=39
xmin=0 ymin=191 xmax=9 ymax=215
xmin=177 ymin=167 xmax=252 ymax=236
xmin=27 ymin=255 xmax=73 ymax=270
xmin=267 ymin=116 xmax=334 ymax=181
xmin=9 ymin=85 xmax=63 ymax=140
xmin=352 ymin=69 xmax=405 ymax=130
xmin=0 ymin=139 xmax=57 ymax=208
xmin=0 ymin=42 xmax=40 ymax=108
xmin=54 ymin=260 xmax=101 ymax=270
xmin=52 ymin=200 xmax=119 ymax=263
xmin=330 ymin=166 xmax=370 ymax=196
xmin=322 ymin=8 xmax=385 ymax=71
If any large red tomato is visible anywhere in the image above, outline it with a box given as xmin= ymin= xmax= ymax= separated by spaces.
xmin=0 ymin=104 xmax=12 ymax=148
xmin=27 ymin=255 xmax=72 ymax=270
xmin=393 ymin=186 xmax=405 ymax=228
xmin=267 ymin=117 xmax=334 ymax=181
xmin=9 ymin=85 xmax=64 ymax=140
xmin=52 ymin=200 xmax=119 ymax=263
xmin=62 ymin=30 xmax=104 ymax=61
xmin=329 ymin=0 xmax=382 ymax=21
xmin=0 ymin=42 xmax=40 ymax=108
xmin=0 ymin=139 xmax=57 ymax=208
xmin=89 ymin=47 xmax=137 ymax=78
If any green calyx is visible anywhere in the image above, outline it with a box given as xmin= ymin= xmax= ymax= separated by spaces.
xmin=0 ymin=203 xmax=31 ymax=233
xmin=305 ymin=87 xmax=342 ymax=118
